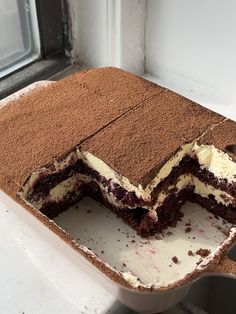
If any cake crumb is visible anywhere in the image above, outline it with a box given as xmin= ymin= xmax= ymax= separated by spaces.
xmin=188 ymin=250 xmax=194 ymax=256
xmin=172 ymin=256 xmax=178 ymax=264
xmin=196 ymin=248 xmax=211 ymax=257
xmin=185 ymin=227 xmax=192 ymax=233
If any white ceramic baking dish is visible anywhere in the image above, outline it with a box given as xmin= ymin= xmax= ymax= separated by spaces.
xmin=0 ymin=81 xmax=235 ymax=313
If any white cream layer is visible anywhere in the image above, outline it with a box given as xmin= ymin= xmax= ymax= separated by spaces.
xmin=21 ymin=141 xmax=235 ymax=210
xmin=152 ymin=174 xmax=234 ymax=213
xmin=82 ymin=142 xmax=236 ymax=200
xmin=191 ymin=143 xmax=236 ymax=182
xmin=29 ymin=172 xmax=234 ymax=220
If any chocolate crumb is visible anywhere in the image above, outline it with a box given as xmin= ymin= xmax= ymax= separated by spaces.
xmin=188 ymin=250 xmax=194 ymax=256
xmin=185 ymin=222 xmax=191 ymax=226
xmin=192 ymin=237 xmax=196 ymax=239
xmin=86 ymin=209 xmax=91 ymax=213
xmin=196 ymin=248 xmax=211 ymax=257
xmin=101 ymin=250 xmax=104 ymax=254
xmin=126 ymin=244 xmax=129 ymax=247
xmin=117 ymin=239 xmax=120 ymax=242
xmin=122 ymin=263 xmax=126 ymax=267
xmin=225 ymin=144 xmax=236 ymax=155
xmin=185 ymin=227 xmax=192 ymax=233
xmin=172 ymin=256 xmax=178 ymax=264
xmin=131 ymin=240 xmax=136 ymax=243
xmin=117 ymin=228 xmax=120 ymax=231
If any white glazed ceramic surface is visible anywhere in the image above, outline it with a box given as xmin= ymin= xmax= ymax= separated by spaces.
xmin=54 ymin=198 xmax=234 ymax=289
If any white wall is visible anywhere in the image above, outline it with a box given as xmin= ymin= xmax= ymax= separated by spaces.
xmin=70 ymin=0 xmax=236 ymax=118
xmin=145 ymin=0 xmax=236 ymax=107
xmin=70 ymin=0 xmax=108 ymax=67
xmin=70 ymin=0 xmax=146 ymax=73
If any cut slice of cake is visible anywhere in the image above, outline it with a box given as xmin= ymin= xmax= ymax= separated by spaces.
xmin=0 ymin=67 xmax=235 ymax=237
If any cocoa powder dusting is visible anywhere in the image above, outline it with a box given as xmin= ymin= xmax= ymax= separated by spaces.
xmin=0 ymin=67 xmax=159 ymax=199
xmin=83 ymin=90 xmax=224 ymax=187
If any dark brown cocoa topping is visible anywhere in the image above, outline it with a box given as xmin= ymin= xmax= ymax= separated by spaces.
xmin=0 ymin=67 xmax=162 ymax=200
xmin=83 ymin=90 xmax=223 ymax=187
xmin=225 ymin=144 xmax=236 ymax=161
xmin=199 ymin=119 xmax=236 ymax=161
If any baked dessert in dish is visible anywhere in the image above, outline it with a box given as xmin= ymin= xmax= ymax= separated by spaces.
xmin=0 ymin=67 xmax=235 ymax=237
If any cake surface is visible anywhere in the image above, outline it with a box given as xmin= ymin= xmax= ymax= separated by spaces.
xmin=82 ymin=90 xmax=223 ymax=187
xmin=0 ymin=67 xmax=161 ymax=199
xmin=0 ymin=67 xmax=235 ymax=237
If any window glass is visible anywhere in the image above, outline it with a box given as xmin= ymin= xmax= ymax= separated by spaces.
xmin=0 ymin=0 xmax=40 ymax=78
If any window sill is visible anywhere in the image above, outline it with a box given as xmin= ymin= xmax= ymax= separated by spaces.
xmin=0 ymin=57 xmax=71 ymax=100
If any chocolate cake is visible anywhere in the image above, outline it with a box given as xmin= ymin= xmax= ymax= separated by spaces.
xmin=0 ymin=67 xmax=235 ymax=237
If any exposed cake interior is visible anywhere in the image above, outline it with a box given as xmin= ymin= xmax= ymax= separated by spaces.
xmin=20 ymin=140 xmax=236 ymax=237
xmin=1 ymin=66 xmax=234 ymax=238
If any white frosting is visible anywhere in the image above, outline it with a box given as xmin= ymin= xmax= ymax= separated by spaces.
xmin=81 ymin=143 xmax=236 ymax=200
xmin=21 ymin=141 xmax=235 ymax=214
xmin=192 ymin=143 xmax=236 ymax=183
xmin=192 ymin=176 xmax=234 ymax=205
xmin=29 ymin=174 xmax=89 ymax=209
xmin=49 ymin=175 xmax=78 ymax=201
xmin=122 ymin=272 xmax=140 ymax=288
xmin=81 ymin=144 xmax=193 ymax=200
xmin=21 ymin=150 xmax=79 ymax=199
xmin=152 ymin=174 xmax=234 ymax=213
xmin=30 ymin=171 xmax=234 ymax=220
